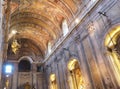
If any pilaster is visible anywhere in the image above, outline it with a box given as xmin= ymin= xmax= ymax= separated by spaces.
xmin=12 ymin=63 xmax=18 ymax=89
xmin=32 ymin=63 xmax=37 ymax=88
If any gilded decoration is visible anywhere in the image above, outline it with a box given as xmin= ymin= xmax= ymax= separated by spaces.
xmin=104 ymin=25 xmax=120 ymax=85
xmin=11 ymin=39 xmax=21 ymax=54
xmin=116 ymin=37 xmax=120 ymax=56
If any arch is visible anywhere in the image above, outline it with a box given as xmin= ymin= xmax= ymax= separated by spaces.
xmin=104 ymin=25 xmax=120 ymax=49
xmin=18 ymin=60 xmax=31 ymax=72
xmin=49 ymin=73 xmax=58 ymax=89
xmin=67 ymin=58 xmax=84 ymax=89
xmin=18 ymin=56 xmax=33 ymax=72
xmin=104 ymin=24 xmax=120 ymax=85
xmin=18 ymin=56 xmax=33 ymax=63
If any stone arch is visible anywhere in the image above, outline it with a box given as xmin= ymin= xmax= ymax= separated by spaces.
xmin=18 ymin=56 xmax=33 ymax=63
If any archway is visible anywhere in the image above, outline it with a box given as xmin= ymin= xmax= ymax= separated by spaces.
xmin=67 ymin=59 xmax=84 ymax=89
xmin=49 ymin=74 xmax=58 ymax=89
xmin=17 ymin=57 xmax=33 ymax=89
xmin=18 ymin=59 xmax=31 ymax=72
xmin=104 ymin=25 xmax=120 ymax=85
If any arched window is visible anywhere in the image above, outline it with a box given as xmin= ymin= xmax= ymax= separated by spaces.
xmin=48 ymin=42 xmax=52 ymax=54
xmin=18 ymin=59 xmax=31 ymax=72
xmin=104 ymin=25 xmax=120 ymax=85
xmin=62 ymin=19 xmax=69 ymax=36
xmin=37 ymin=66 xmax=44 ymax=72
xmin=67 ymin=59 xmax=84 ymax=89
xmin=49 ymin=74 xmax=57 ymax=89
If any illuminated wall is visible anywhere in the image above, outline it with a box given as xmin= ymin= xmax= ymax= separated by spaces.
xmin=44 ymin=0 xmax=120 ymax=89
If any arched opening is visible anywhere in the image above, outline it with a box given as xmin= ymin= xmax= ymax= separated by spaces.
xmin=49 ymin=74 xmax=57 ymax=89
xmin=104 ymin=25 xmax=120 ymax=85
xmin=18 ymin=59 xmax=31 ymax=72
xmin=48 ymin=42 xmax=52 ymax=54
xmin=62 ymin=19 xmax=69 ymax=36
xmin=67 ymin=59 xmax=84 ymax=89
xmin=37 ymin=65 xmax=44 ymax=72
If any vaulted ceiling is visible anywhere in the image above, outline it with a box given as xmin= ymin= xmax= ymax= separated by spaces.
xmin=6 ymin=0 xmax=81 ymax=61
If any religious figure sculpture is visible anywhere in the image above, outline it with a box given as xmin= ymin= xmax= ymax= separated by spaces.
xmin=24 ymin=82 xmax=31 ymax=89
xmin=5 ymin=80 xmax=9 ymax=88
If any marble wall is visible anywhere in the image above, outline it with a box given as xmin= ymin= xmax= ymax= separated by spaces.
xmin=44 ymin=0 xmax=120 ymax=89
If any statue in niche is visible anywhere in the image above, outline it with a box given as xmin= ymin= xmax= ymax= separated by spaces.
xmin=75 ymin=68 xmax=84 ymax=88
xmin=5 ymin=80 xmax=9 ymax=88
xmin=24 ymin=82 xmax=31 ymax=89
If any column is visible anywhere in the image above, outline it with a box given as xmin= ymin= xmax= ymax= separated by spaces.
xmin=75 ymin=37 xmax=94 ymax=89
xmin=32 ymin=63 xmax=37 ymax=88
xmin=12 ymin=63 xmax=18 ymax=89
